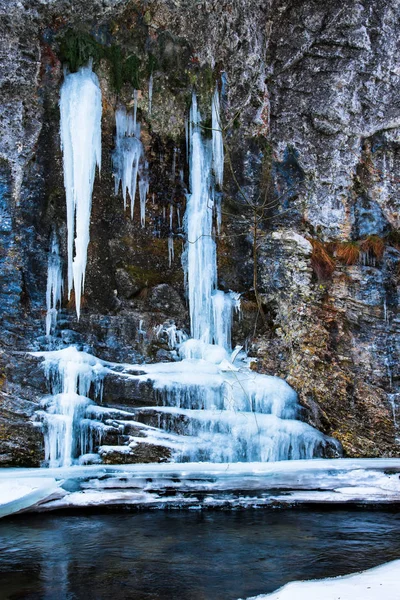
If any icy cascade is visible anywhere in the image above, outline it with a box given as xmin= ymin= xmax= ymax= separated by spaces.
xmin=45 ymin=231 xmax=63 ymax=337
xmin=35 ymin=347 xmax=340 ymax=465
xmin=127 ymin=345 xmax=340 ymax=462
xmin=34 ymin=348 xmax=107 ymax=467
xmin=113 ymin=104 xmax=146 ymax=220
xmin=59 ymin=64 xmax=102 ymax=320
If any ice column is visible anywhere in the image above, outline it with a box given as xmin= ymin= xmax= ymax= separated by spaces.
xmin=59 ymin=63 xmax=102 ymax=320
xmin=212 ymin=86 xmax=224 ymax=187
xmin=45 ymin=231 xmax=63 ymax=337
xmin=183 ymin=94 xmax=216 ymax=343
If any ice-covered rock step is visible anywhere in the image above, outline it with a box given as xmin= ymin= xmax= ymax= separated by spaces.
xmin=121 ymin=357 xmax=304 ymax=417
xmin=130 ymin=407 xmax=341 ymax=462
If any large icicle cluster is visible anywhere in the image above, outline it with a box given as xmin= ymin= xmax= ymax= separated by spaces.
xmin=45 ymin=231 xmax=63 ymax=337
xmin=113 ymin=105 xmax=142 ymax=218
xmin=59 ymin=64 xmax=102 ymax=320
xmin=113 ymin=100 xmax=149 ymax=222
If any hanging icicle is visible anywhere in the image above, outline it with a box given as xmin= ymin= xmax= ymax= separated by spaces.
xmin=139 ymin=161 xmax=149 ymax=228
xmin=59 ymin=62 xmax=102 ymax=320
xmin=148 ymin=74 xmax=153 ymax=116
xmin=45 ymin=230 xmax=63 ymax=337
xmin=168 ymin=235 xmax=174 ymax=267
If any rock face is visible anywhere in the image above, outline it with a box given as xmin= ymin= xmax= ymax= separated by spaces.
xmin=0 ymin=0 xmax=399 ymax=465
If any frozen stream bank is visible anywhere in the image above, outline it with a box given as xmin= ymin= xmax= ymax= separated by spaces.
xmin=1 ymin=459 xmax=400 ymax=516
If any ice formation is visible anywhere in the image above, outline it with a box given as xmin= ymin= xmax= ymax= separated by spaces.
xmin=183 ymin=94 xmax=217 ymax=342
xmin=37 ymin=88 xmax=340 ymax=468
xmin=148 ymin=74 xmax=153 ymax=116
xmin=139 ymin=161 xmax=149 ymax=227
xmin=182 ymin=92 xmax=240 ymax=349
xmin=33 ymin=348 xmax=108 ymax=467
xmin=212 ymin=86 xmax=224 ymax=187
xmin=59 ymin=63 xmax=102 ymax=320
xmin=45 ymin=231 xmax=63 ymax=337
xmin=113 ymin=105 xmax=143 ymax=219
xmin=168 ymin=235 xmax=174 ymax=267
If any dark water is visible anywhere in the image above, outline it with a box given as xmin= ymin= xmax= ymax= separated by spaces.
xmin=1 ymin=509 xmax=400 ymax=600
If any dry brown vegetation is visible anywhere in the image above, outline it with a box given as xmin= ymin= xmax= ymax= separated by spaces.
xmin=308 ymin=239 xmax=336 ymax=280
xmin=335 ymin=241 xmax=360 ymax=266
xmin=360 ymin=234 xmax=385 ymax=260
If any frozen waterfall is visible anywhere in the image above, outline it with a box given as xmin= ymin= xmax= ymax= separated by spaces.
xmin=36 ymin=84 xmax=340 ymax=468
xmin=59 ymin=63 xmax=102 ymax=320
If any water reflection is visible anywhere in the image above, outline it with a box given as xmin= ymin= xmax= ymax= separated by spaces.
xmin=1 ymin=509 xmax=400 ymax=600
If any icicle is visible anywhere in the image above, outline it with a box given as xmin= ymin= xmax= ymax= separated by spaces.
xmin=212 ymin=86 xmax=224 ymax=187
xmin=138 ymin=319 xmax=146 ymax=340
xmin=148 ymin=74 xmax=153 ymax=116
xmin=139 ymin=160 xmax=149 ymax=227
xmin=171 ymin=147 xmax=177 ymax=180
xmin=113 ymin=106 xmax=143 ymax=219
xmin=133 ymin=90 xmax=138 ymax=129
xmin=59 ymin=63 xmax=102 ymax=320
xmin=168 ymin=235 xmax=174 ymax=267
xmin=169 ymin=204 xmax=174 ymax=230
xmin=177 ymin=206 xmax=181 ymax=229
xmin=211 ymin=290 xmax=240 ymax=351
xmin=45 ymin=231 xmax=63 ymax=337
xmin=185 ymin=117 xmax=189 ymax=163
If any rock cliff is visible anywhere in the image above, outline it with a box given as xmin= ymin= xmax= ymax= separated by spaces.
xmin=0 ymin=0 xmax=399 ymax=465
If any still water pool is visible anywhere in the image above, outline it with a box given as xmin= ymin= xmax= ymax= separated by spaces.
xmin=1 ymin=509 xmax=400 ymax=599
